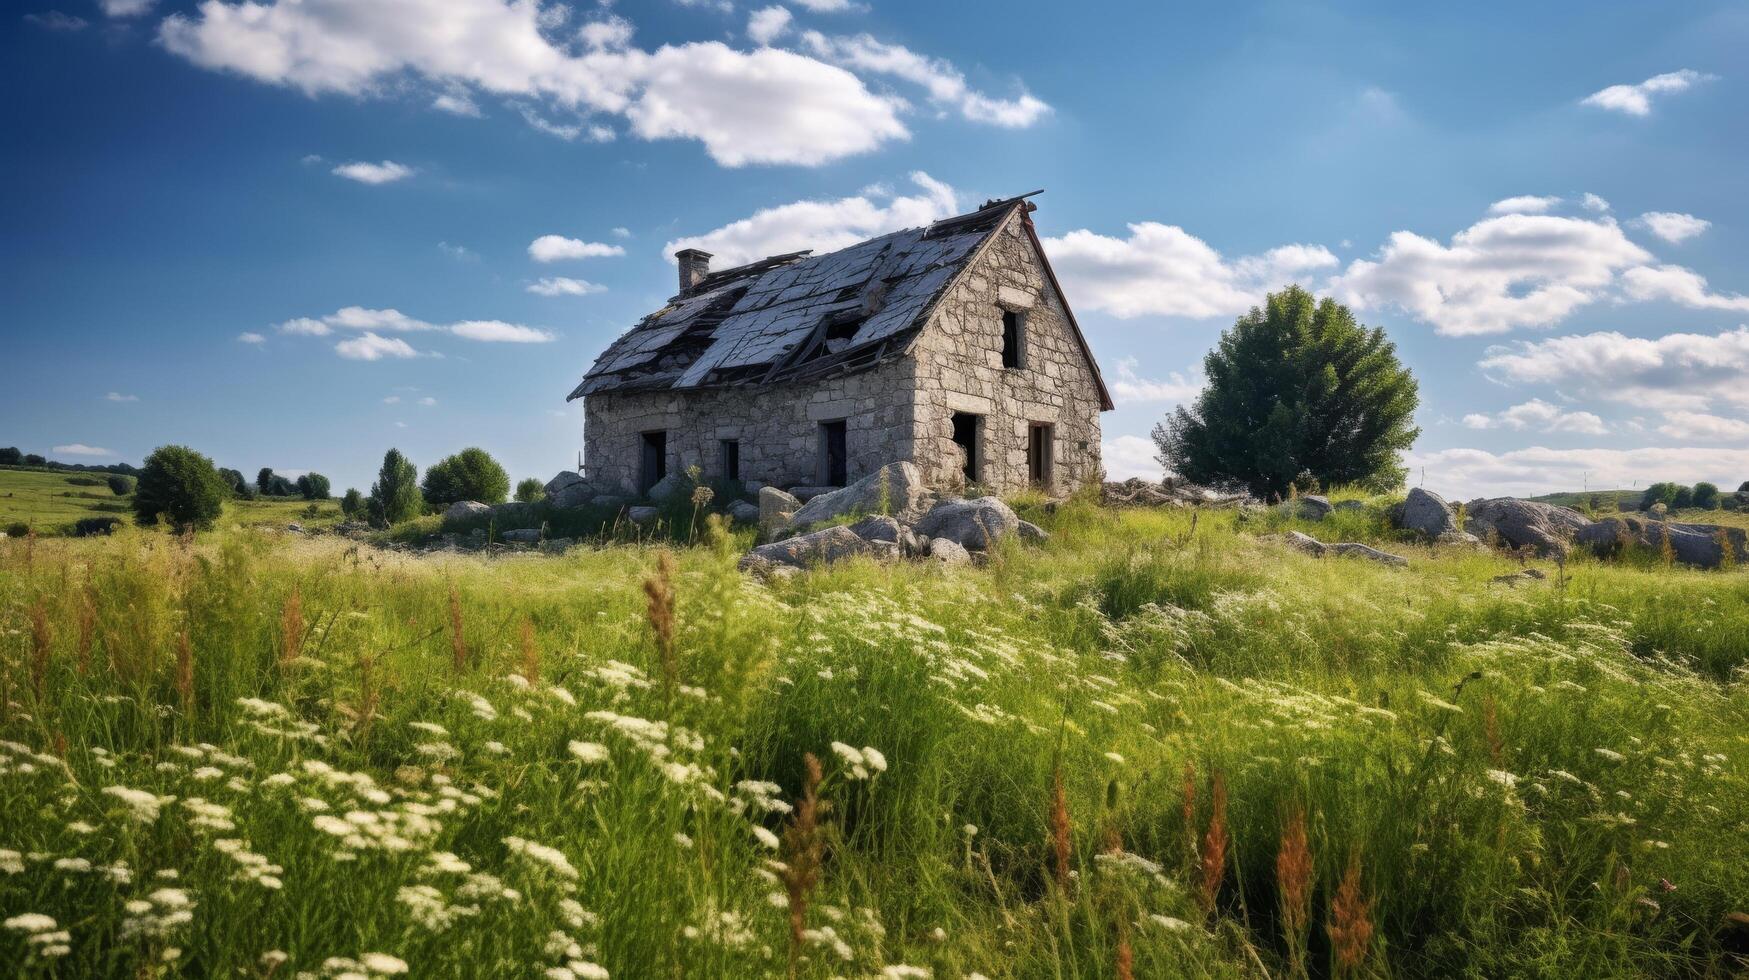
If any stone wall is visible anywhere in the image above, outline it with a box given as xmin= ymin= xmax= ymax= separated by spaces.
xmin=906 ymin=209 xmax=1105 ymax=493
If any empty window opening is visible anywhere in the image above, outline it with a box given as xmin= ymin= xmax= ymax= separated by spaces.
xmin=819 ymin=420 xmax=848 ymax=486
xmin=719 ymin=439 xmax=740 ymax=482
xmin=951 ymin=412 xmax=981 ymax=485
xmin=1028 ymin=423 xmax=1055 ymax=489
xmin=640 ymin=431 xmax=667 ymax=494
xmin=1001 ymin=310 xmax=1025 ymax=369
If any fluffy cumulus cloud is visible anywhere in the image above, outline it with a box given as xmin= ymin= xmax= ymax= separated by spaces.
xmin=1478 ymin=325 xmax=1749 ymax=413
xmin=273 ymin=305 xmax=555 ymax=357
xmin=1619 ymin=265 xmax=1749 ymax=312
xmin=105 ymin=392 xmax=139 ymax=402
xmin=1488 ymin=195 xmax=1561 ymax=215
xmin=237 ymin=331 xmax=266 ymax=344
xmin=665 ymin=171 xmax=958 ymax=267
xmin=1041 ymin=223 xmax=1337 ymax=319
xmin=1635 ymin=211 xmax=1710 ymax=244
xmin=1407 ymin=445 xmax=1749 ymax=500
xmin=1109 ymin=358 xmax=1203 ymax=405
xmin=53 ymin=443 xmax=116 ymax=457
xmin=1460 ymin=398 xmax=1607 ymax=435
xmin=799 ymin=31 xmax=1049 ymax=127
xmin=747 ymin=6 xmax=792 ymax=46
xmin=1330 ymin=213 xmax=1651 ymax=335
xmin=527 ymin=235 xmax=625 ymax=262
xmin=331 ymin=160 xmax=415 ymax=184
xmin=1101 ymin=435 xmax=1162 ymax=481
xmin=336 ymin=333 xmax=419 ymax=361
xmin=100 ymin=0 xmax=156 ymax=16
xmin=1657 ymin=411 xmax=1749 ymax=442
xmin=526 ymin=276 xmax=606 ymax=297
xmin=791 ymin=0 xmax=859 ymax=9
xmin=1581 ymin=69 xmax=1716 ymax=116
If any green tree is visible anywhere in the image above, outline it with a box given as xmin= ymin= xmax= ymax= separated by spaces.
xmin=24 ymin=454 xmax=46 ymax=467
xmin=340 ymin=488 xmax=364 ymax=517
xmin=367 ymin=449 xmax=422 ymax=525
xmin=132 ymin=445 xmax=226 ymax=529
xmin=1153 ymin=287 xmax=1420 ymax=498
xmin=106 ymin=474 xmax=135 ymax=496
xmin=297 ymin=472 xmax=332 ymax=500
xmin=1692 ymin=482 xmax=1720 ymax=510
xmin=514 ymin=477 xmax=545 ymax=503
xmin=1641 ymin=482 xmax=1681 ymax=511
xmin=216 ymin=467 xmax=253 ymax=499
xmin=257 ymin=467 xmax=276 ymax=495
xmin=0 ymin=447 xmax=20 ymax=465
xmin=421 ymin=447 xmax=511 ymax=505
xmin=1673 ymin=485 xmax=1695 ymax=509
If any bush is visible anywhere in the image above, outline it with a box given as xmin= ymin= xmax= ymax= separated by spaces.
xmin=297 ymin=472 xmax=332 ymax=500
xmin=132 ymin=444 xmax=226 ymax=529
xmin=4 ymin=521 xmax=29 ymax=537
xmin=73 ymin=516 xmax=123 ymax=537
xmin=256 ymin=467 xmax=276 ymax=495
xmin=341 ymin=488 xmax=363 ymax=517
xmin=24 ymin=454 xmax=46 ymax=467
xmin=421 ymin=447 xmax=510 ymax=505
xmin=1673 ymin=485 xmax=1694 ymax=509
xmin=217 ymin=467 xmax=252 ymax=498
xmin=106 ymin=474 xmax=135 ymax=496
xmin=1640 ymin=482 xmax=1681 ymax=511
xmin=0 ymin=447 xmax=20 ymax=465
xmin=1692 ymin=482 xmax=1720 ymax=510
xmin=515 ymin=477 xmax=545 ymax=503
xmin=368 ymin=449 xmax=422 ymax=526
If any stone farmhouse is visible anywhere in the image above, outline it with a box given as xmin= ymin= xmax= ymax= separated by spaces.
xmin=566 ymin=193 xmax=1113 ymax=498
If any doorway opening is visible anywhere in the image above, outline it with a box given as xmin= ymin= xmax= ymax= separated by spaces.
xmin=1028 ymin=423 xmax=1054 ymax=489
xmin=951 ymin=412 xmax=981 ymax=485
xmin=819 ymin=420 xmax=848 ymax=486
xmin=639 ymin=431 xmax=667 ymax=494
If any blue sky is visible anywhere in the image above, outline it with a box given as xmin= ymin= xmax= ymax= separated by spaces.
xmin=4 ymin=0 xmax=1748 ymax=499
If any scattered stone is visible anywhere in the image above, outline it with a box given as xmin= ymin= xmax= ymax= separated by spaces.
xmin=1463 ymin=498 xmax=1592 ymax=557
xmin=1283 ymin=530 xmax=1326 ymax=556
xmin=1398 ymin=487 xmax=1458 ymax=537
xmin=925 ymin=537 xmax=972 ymax=565
xmin=286 ymin=523 xmax=304 ymax=534
xmin=1102 ymin=477 xmax=1254 ymax=508
xmin=1575 ymin=516 xmax=1748 ymax=569
xmin=789 ymin=461 xmax=933 ymax=528
xmin=492 ymin=501 xmax=536 ymax=524
xmin=848 ymin=514 xmax=902 ymax=545
xmin=1334 ymin=500 xmax=1366 ymax=512
xmin=738 ymin=525 xmax=881 ymax=571
xmin=590 ymin=494 xmax=630 ymax=509
xmin=445 ymin=500 xmax=492 ymax=521
xmin=1277 ymin=531 xmax=1406 ymax=566
xmin=1278 ymin=495 xmax=1334 ymax=521
xmin=545 ymin=472 xmax=592 ymax=509
xmin=787 ymin=486 xmax=839 ymax=503
xmin=727 ymin=500 xmax=761 ymax=524
xmin=540 ymin=537 xmax=574 ymax=553
xmin=627 ymin=506 xmax=660 ymax=525
xmin=646 ymin=473 xmax=689 ymax=503
xmin=1016 ymin=520 xmax=1049 ymax=543
xmin=759 ymin=486 xmax=801 ymax=534
xmin=500 ymin=528 xmax=541 ymax=544
xmin=914 ymin=496 xmax=1021 ymax=550
xmin=1490 ymin=569 xmax=1545 ymax=586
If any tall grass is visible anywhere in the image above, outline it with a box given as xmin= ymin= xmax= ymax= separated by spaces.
xmin=0 ymin=502 xmax=1745 ymax=977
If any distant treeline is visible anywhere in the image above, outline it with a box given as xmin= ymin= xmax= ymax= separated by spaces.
xmin=0 ymin=447 xmax=139 ymax=475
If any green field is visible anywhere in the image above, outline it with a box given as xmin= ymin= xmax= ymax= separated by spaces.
xmin=2 ymin=499 xmax=1746 ymax=977
xmin=0 ymin=467 xmax=345 ymax=535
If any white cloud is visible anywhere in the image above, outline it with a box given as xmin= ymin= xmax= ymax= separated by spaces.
xmin=325 ymin=306 xmax=434 ymax=332
xmin=1477 ymin=325 xmax=1749 ymax=413
xmin=1330 ymin=213 xmax=1651 ymax=335
xmin=449 ymin=320 xmax=557 ymax=342
xmin=24 ymin=12 xmax=88 ymax=30
xmin=792 ymin=0 xmax=859 ymax=9
xmin=748 ymin=6 xmax=792 ymax=45
xmin=1101 ymin=435 xmax=1161 ymax=482
xmin=335 ymin=332 xmax=419 ymax=360
xmin=1619 ymin=264 xmax=1749 ymax=312
xmin=1460 ymin=399 xmax=1607 ymax=435
xmin=527 ymin=276 xmax=606 ymax=297
xmin=1581 ymin=69 xmax=1716 ymax=116
xmin=665 ymin=170 xmax=958 ymax=267
xmin=383 ymin=395 xmax=400 ymax=404
xmin=1657 ymin=411 xmax=1749 ymax=443
xmin=1488 ymin=195 xmax=1561 ymax=215
xmin=100 ymin=0 xmax=156 ymax=16
xmin=528 ymin=235 xmax=625 ymax=262
xmin=611 ymin=227 xmax=631 ymax=238
xmin=1405 ymin=444 xmax=1749 ymax=500
xmin=1109 ymin=358 xmax=1202 ymax=405
xmin=1635 ymin=211 xmax=1710 ymax=244
xmin=800 ymin=31 xmax=1048 ymax=127
xmin=53 ymin=444 xmax=116 ymax=457
xmin=331 ymin=160 xmax=415 ymax=184
xmin=432 ymin=92 xmax=481 ymax=116
xmin=437 ymin=241 xmax=478 ymax=262
xmin=105 ymin=392 xmax=139 ymax=402
xmin=1581 ymin=193 xmax=1611 ymax=213
xmin=418 ymin=396 xmax=438 ymax=406
xmin=1041 ymin=223 xmax=1337 ymax=319
xmin=237 ymin=331 xmax=267 ymax=344
xmin=158 ymin=1 xmax=918 ymax=166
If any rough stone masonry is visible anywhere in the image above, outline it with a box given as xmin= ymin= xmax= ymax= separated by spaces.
xmin=567 ymin=193 xmax=1113 ymax=497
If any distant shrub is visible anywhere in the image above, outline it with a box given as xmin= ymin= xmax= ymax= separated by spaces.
xmin=132 ymin=444 xmax=226 ymax=530
xmin=341 ymin=488 xmax=363 ymax=517
xmin=257 ymin=467 xmax=276 ymax=495
xmin=1692 ymin=482 xmax=1720 ymax=510
xmin=217 ymin=467 xmax=252 ymax=498
xmin=24 ymin=454 xmax=46 ymax=467
xmin=1673 ymin=486 xmax=1694 ymax=509
xmin=1640 ymin=482 xmax=1681 ymax=511
xmin=66 ymin=476 xmax=104 ymax=487
xmin=515 ymin=477 xmax=545 ymax=503
xmin=106 ymin=474 xmax=135 ymax=496
xmin=73 ymin=516 xmax=123 ymax=537
xmin=0 ymin=447 xmax=20 ymax=465
xmin=368 ymin=449 xmax=422 ymax=526
xmin=421 ymin=448 xmax=510 ymax=505
xmin=297 ymin=472 xmax=332 ymax=500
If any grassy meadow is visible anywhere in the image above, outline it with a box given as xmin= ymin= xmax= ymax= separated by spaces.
xmin=0 ymin=468 xmax=345 ymax=536
xmin=2 ymin=499 xmax=1747 ymax=978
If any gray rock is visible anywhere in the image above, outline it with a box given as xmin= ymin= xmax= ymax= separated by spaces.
xmin=1334 ymin=499 xmax=1367 ymax=512
xmin=788 ymin=462 xmax=933 ymax=529
xmin=1326 ymin=542 xmax=1410 ymax=567
xmin=540 ymin=537 xmax=574 ymax=553
xmin=1464 ymin=498 xmax=1592 ymax=557
xmin=739 ymin=525 xmax=880 ymax=570
xmin=627 ymin=506 xmax=660 ymax=525
xmin=848 ymin=514 xmax=902 ymax=544
xmin=492 ymin=501 xmax=536 ymax=524
xmin=445 ymin=500 xmax=492 ymax=521
xmin=1398 ymin=487 xmax=1457 ymax=537
xmin=1016 ymin=520 xmax=1049 ymax=544
xmin=759 ymin=486 xmax=801 ymax=534
xmin=914 ymin=496 xmax=1021 ymax=550
xmin=590 ymin=494 xmax=630 ymax=509
xmin=285 ymin=522 xmax=304 ymax=534
xmin=646 ymin=473 xmax=689 ymax=503
xmin=1282 ymin=530 xmax=1326 ymax=556
xmin=545 ymin=472 xmax=592 ymax=509
xmin=1575 ymin=516 xmax=1748 ymax=569
xmin=898 ymin=525 xmax=928 ymax=558
xmin=925 ymin=537 xmax=972 ymax=565
xmin=727 ymin=500 xmax=761 ymax=524
xmin=1278 ymin=495 xmax=1333 ymax=521
xmin=787 ymin=486 xmax=840 ymax=503
xmin=500 ymin=528 xmax=542 ymax=544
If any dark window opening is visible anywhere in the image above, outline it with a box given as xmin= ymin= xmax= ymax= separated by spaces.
xmin=951 ymin=412 xmax=981 ymax=485
xmin=1029 ymin=423 xmax=1054 ymax=489
xmin=640 ymin=431 xmax=667 ymax=494
xmin=719 ymin=439 xmax=740 ymax=482
xmin=819 ymin=420 xmax=848 ymax=486
xmin=1001 ymin=310 xmax=1025 ymax=369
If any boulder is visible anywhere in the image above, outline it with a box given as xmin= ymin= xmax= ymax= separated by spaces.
xmin=759 ymin=486 xmax=801 ymax=534
xmin=1399 ymin=487 xmax=1458 ymax=538
xmin=1016 ymin=520 xmax=1049 ymax=544
xmin=1326 ymin=542 xmax=1410 ymax=567
xmin=1282 ymin=530 xmax=1326 ymax=556
xmin=787 ymin=486 xmax=840 ymax=503
xmin=848 ymin=514 xmax=902 ymax=545
xmin=540 ymin=537 xmax=574 ymax=553
xmin=646 ymin=473 xmax=689 ymax=503
xmin=738 ymin=525 xmax=881 ymax=571
xmin=492 ymin=501 xmax=536 ymax=524
xmin=914 ymin=497 xmax=1021 ymax=550
xmin=545 ymin=472 xmax=592 ymax=509
xmin=285 ymin=523 xmax=304 ymax=534
xmin=788 ymin=462 xmax=933 ymax=529
xmin=1278 ymin=495 xmax=1333 ymax=521
xmin=627 ymin=506 xmax=660 ymax=525
xmin=500 ymin=528 xmax=541 ymax=544
xmin=1575 ymin=516 xmax=1748 ymax=569
xmin=590 ymin=494 xmax=630 ymax=509
xmin=445 ymin=500 xmax=492 ymax=521
xmin=727 ymin=500 xmax=761 ymax=525
xmin=1464 ymin=498 xmax=1592 ymax=557
xmin=925 ymin=537 xmax=972 ymax=565
xmin=1334 ymin=500 xmax=1367 ymax=512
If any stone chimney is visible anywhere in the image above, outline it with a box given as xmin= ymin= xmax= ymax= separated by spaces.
xmin=675 ymin=248 xmax=713 ymax=296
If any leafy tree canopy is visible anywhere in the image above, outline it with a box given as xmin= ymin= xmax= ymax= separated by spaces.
xmin=514 ymin=477 xmax=545 ymax=503
xmin=368 ymin=449 xmax=422 ymax=526
xmin=297 ymin=472 xmax=332 ymax=500
xmin=421 ymin=447 xmax=511 ymax=505
xmin=340 ymin=488 xmax=364 ymax=517
xmin=132 ymin=445 xmax=226 ymax=529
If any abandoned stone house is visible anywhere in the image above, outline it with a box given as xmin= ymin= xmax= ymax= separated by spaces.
xmin=566 ymin=193 xmax=1113 ymax=498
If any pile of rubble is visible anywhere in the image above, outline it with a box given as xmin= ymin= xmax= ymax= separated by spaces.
xmin=1102 ymin=477 xmax=1255 ymax=509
